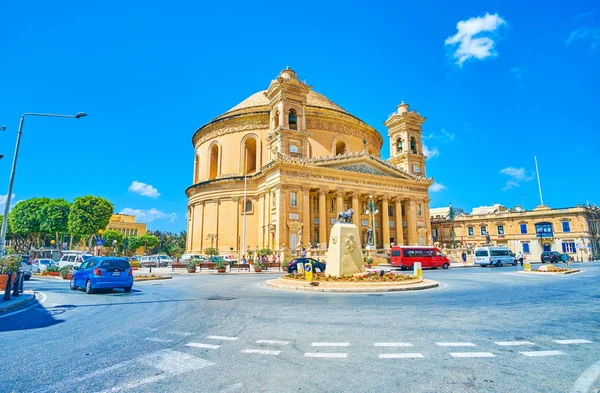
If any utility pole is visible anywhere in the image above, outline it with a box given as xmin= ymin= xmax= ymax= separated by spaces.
xmin=534 ymin=155 xmax=544 ymax=206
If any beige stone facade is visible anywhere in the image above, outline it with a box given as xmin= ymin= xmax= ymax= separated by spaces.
xmin=186 ymin=68 xmax=433 ymax=256
xmin=106 ymin=214 xmax=146 ymax=237
xmin=430 ymin=204 xmax=600 ymax=260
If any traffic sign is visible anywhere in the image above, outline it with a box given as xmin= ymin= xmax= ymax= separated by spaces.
xmin=305 ymin=262 xmax=313 ymax=282
xmin=96 ymin=239 xmax=104 ymax=246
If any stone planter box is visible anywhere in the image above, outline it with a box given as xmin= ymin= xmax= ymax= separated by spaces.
xmin=0 ymin=274 xmax=10 ymax=291
xmin=47 ymin=272 xmax=60 ymax=277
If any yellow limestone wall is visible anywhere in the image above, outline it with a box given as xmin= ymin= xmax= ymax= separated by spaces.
xmin=325 ymin=223 xmax=366 ymax=276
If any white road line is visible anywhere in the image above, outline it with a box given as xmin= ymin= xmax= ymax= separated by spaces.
xmin=436 ymin=342 xmax=477 ymax=347
xmin=96 ymin=374 xmax=167 ymax=393
xmin=137 ymin=349 xmax=214 ymax=373
xmin=554 ymin=339 xmax=593 ymax=345
xmin=520 ymin=350 xmax=565 ymax=357
xmin=206 ymin=335 xmax=238 ymax=341
xmin=304 ymin=353 xmax=348 ymax=358
xmin=374 ymin=342 xmax=413 ymax=347
xmin=256 ymin=340 xmax=289 ymax=345
xmin=494 ymin=341 xmax=535 ymax=346
xmin=450 ymin=352 xmax=496 ymax=358
xmin=570 ymin=360 xmax=600 ymax=393
xmin=379 ymin=353 xmax=424 ymax=359
xmin=311 ymin=342 xmax=351 ymax=347
xmin=168 ymin=331 xmax=194 ymax=336
xmin=186 ymin=342 xmax=220 ymax=349
xmin=145 ymin=338 xmax=174 ymax=343
xmin=241 ymin=349 xmax=281 ymax=355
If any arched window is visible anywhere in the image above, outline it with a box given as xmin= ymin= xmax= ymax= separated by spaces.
xmin=274 ymin=111 xmax=280 ymax=128
xmin=308 ymin=142 xmax=312 ymax=158
xmin=335 ymin=140 xmax=346 ymax=156
xmin=410 ymin=137 xmax=417 ymax=154
xmin=396 ymin=138 xmax=403 ymax=154
xmin=289 ymin=109 xmax=297 ymax=130
xmin=209 ymin=144 xmax=219 ymax=180
xmin=194 ymin=153 xmax=199 ymax=183
xmin=243 ymin=137 xmax=257 ymax=174
xmin=244 ymin=198 xmax=253 ymax=213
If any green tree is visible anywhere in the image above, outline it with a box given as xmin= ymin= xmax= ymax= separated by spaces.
xmin=102 ymin=230 xmax=124 ymax=250
xmin=67 ymin=196 xmax=113 ymax=250
xmin=39 ymin=198 xmax=70 ymax=255
xmin=139 ymin=235 xmax=159 ymax=255
xmin=204 ymin=247 xmax=219 ymax=256
xmin=8 ymin=197 xmax=51 ymax=249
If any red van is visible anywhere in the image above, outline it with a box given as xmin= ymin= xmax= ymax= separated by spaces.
xmin=390 ymin=246 xmax=450 ymax=270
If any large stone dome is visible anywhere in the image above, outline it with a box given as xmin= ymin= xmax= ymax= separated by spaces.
xmin=213 ymin=90 xmax=350 ymax=121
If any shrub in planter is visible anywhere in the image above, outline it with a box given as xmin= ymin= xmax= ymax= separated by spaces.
xmin=187 ymin=261 xmax=197 ymax=273
xmin=130 ymin=261 xmax=141 ymax=269
xmin=253 ymin=259 xmax=265 ymax=272
xmin=46 ymin=265 xmax=60 ymax=276
xmin=60 ymin=265 xmax=73 ymax=279
xmin=215 ymin=260 xmax=227 ymax=273
xmin=363 ymin=256 xmax=374 ymax=268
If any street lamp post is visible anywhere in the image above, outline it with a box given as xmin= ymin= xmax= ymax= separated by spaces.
xmin=367 ymin=195 xmax=379 ymax=249
xmin=112 ymin=240 xmax=117 ymax=256
xmin=449 ymin=203 xmax=455 ymax=249
xmin=206 ymin=234 xmax=218 ymax=248
xmin=0 ymin=112 xmax=87 ymax=255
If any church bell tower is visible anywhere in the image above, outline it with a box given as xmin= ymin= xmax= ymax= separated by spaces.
xmin=384 ymin=101 xmax=427 ymax=176
xmin=265 ymin=67 xmax=312 ymax=161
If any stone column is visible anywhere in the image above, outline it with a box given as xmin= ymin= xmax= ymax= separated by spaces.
xmin=423 ymin=198 xmax=432 ymax=244
xmin=302 ymin=187 xmax=310 ymax=246
xmin=257 ymin=192 xmax=265 ymax=249
xmin=351 ymin=193 xmax=360 ymax=227
xmin=264 ymin=189 xmax=271 ymax=249
xmin=407 ymin=199 xmax=418 ymax=245
xmin=318 ymin=189 xmax=327 ymax=249
xmin=382 ymin=196 xmax=390 ymax=249
xmin=187 ymin=205 xmax=194 ymax=251
xmin=395 ymin=198 xmax=404 ymax=245
xmin=336 ymin=191 xmax=344 ymax=216
xmin=280 ymin=186 xmax=288 ymax=251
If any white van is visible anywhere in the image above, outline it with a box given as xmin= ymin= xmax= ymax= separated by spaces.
xmin=474 ymin=247 xmax=517 ymax=267
xmin=58 ymin=251 xmax=95 ymax=269
xmin=140 ymin=254 xmax=173 ymax=267
xmin=181 ymin=254 xmax=204 ymax=263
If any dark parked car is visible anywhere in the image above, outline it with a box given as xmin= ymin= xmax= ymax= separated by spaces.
xmin=287 ymin=258 xmax=326 ymax=274
xmin=541 ymin=251 xmax=561 ymax=263
xmin=71 ymin=257 xmax=133 ymax=294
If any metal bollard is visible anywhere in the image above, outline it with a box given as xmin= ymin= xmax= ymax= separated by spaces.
xmin=149 ymin=265 xmax=152 ymax=273
xmin=3 ymin=272 xmax=12 ymax=301
xmin=19 ymin=273 xmax=24 ymax=293
xmin=12 ymin=272 xmax=21 ymax=297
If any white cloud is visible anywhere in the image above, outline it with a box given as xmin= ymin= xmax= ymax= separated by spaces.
xmin=566 ymin=26 xmax=600 ymax=52
xmin=128 ymin=181 xmax=160 ymax=198
xmin=0 ymin=194 xmax=16 ymax=212
xmin=441 ymin=128 xmax=455 ymax=141
xmin=576 ymin=12 xmax=594 ymax=19
xmin=424 ymin=128 xmax=454 ymax=142
xmin=119 ymin=208 xmax=176 ymax=223
xmin=430 ymin=183 xmax=447 ymax=192
xmin=423 ymin=144 xmax=439 ymax=159
xmin=445 ymin=13 xmax=507 ymax=66
xmin=500 ymin=167 xmax=534 ymax=190
xmin=510 ymin=67 xmax=523 ymax=79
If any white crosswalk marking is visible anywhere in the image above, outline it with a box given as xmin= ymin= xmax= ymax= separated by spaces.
xmin=168 ymin=331 xmax=194 ymax=336
xmin=553 ymin=339 xmax=593 ymax=345
xmin=206 ymin=335 xmax=238 ymax=341
xmin=436 ymin=342 xmax=477 ymax=347
xmin=96 ymin=375 xmax=167 ymax=393
xmin=145 ymin=337 xmax=174 ymax=343
xmin=379 ymin=353 xmax=424 ymax=359
xmin=304 ymin=353 xmax=348 ymax=358
xmin=241 ymin=349 xmax=281 ymax=355
xmin=186 ymin=342 xmax=220 ymax=349
xmin=494 ymin=341 xmax=535 ymax=346
xmin=374 ymin=342 xmax=413 ymax=347
xmin=137 ymin=349 xmax=214 ymax=373
xmin=256 ymin=340 xmax=289 ymax=345
xmin=520 ymin=350 xmax=564 ymax=357
xmin=311 ymin=342 xmax=350 ymax=347
xmin=450 ymin=352 xmax=495 ymax=358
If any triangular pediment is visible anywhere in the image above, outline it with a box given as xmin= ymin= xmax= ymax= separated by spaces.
xmin=312 ymin=154 xmax=416 ymax=180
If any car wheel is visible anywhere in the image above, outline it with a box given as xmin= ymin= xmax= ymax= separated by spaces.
xmin=24 ymin=275 xmax=31 ymax=281
xmin=70 ymin=277 xmax=77 ymax=290
xmin=513 ymin=261 xmax=518 ymax=266
xmin=85 ymin=280 xmax=94 ymax=294
xmin=124 ymin=286 xmax=132 ymax=293
xmin=480 ymin=264 xmax=487 ymax=267
xmin=497 ymin=261 xmax=503 ymax=267
xmin=442 ymin=262 xmax=449 ymax=269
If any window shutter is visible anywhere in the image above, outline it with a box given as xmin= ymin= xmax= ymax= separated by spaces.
xmin=562 ymin=243 xmax=566 ymax=252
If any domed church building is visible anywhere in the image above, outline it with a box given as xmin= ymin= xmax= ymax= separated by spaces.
xmin=185 ymin=68 xmax=433 ymax=255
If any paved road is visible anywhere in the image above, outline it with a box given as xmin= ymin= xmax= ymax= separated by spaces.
xmin=1 ymin=263 xmax=599 ymax=393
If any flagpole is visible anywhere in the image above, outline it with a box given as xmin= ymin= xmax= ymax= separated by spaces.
xmin=242 ymin=147 xmax=248 ymax=260
xmin=534 ymin=155 xmax=544 ymax=206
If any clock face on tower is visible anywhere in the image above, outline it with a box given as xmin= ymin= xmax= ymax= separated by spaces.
xmin=413 ymin=165 xmax=420 ymax=173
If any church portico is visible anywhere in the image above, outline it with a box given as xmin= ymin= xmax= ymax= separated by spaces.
xmin=186 ymin=68 xmax=433 ymax=256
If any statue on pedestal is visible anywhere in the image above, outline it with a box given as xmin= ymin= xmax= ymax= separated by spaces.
xmin=337 ymin=208 xmax=354 ymax=223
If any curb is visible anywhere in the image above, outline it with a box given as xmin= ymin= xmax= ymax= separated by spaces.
xmin=263 ymin=279 xmax=439 ymax=293
xmin=517 ymin=269 xmax=581 ymax=276
xmin=0 ymin=292 xmax=36 ymax=314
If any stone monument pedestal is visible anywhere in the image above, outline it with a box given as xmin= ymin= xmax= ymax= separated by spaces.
xmin=325 ymin=223 xmax=365 ymax=276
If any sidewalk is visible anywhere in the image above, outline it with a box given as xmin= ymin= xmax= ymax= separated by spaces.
xmin=0 ymin=290 xmax=35 ymax=314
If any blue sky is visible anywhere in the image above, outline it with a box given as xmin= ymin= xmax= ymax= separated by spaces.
xmin=1 ymin=0 xmax=598 ymax=232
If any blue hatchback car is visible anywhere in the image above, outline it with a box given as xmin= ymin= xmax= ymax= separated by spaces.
xmin=70 ymin=257 xmax=134 ymax=294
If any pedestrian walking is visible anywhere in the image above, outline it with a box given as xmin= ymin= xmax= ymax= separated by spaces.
xmin=461 ymin=252 xmax=467 ymax=263
xmin=242 ymin=255 xmax=247 ymax=265
xmin=517 ymin=251 xmax=524 ymax=266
